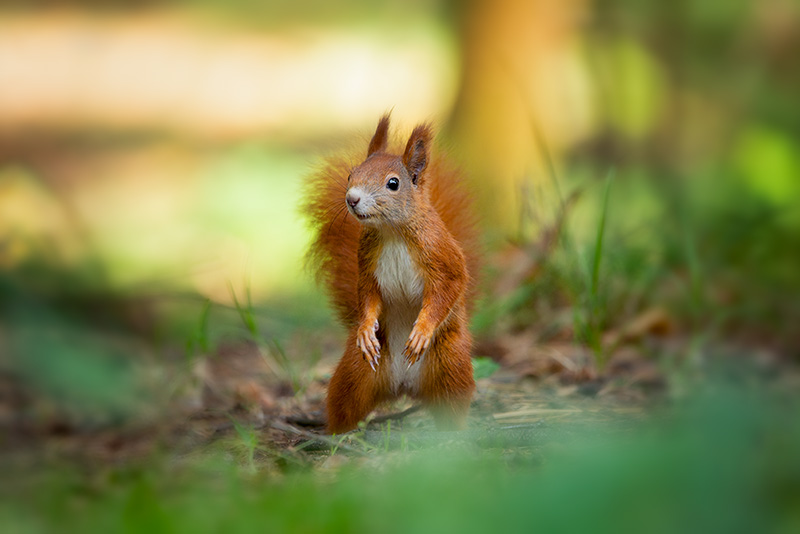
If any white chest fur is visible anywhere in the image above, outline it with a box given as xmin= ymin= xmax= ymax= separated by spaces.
xmin=374 ymin=238 xmax=426 ymax=394
xmin=374 ymin=238 xmax=424 ymax=303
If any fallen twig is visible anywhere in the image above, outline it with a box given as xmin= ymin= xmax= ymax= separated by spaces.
xmin=268 ymin=419 xmax=369 ymax=456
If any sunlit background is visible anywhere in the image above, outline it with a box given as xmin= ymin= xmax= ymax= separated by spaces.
xmin=2 ymin=0 xmax=798 ymax=301
xmin=1 ymin=0 xmax=799 ymax=410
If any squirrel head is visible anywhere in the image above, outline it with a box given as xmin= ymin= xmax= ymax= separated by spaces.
xmin=345 ymin=114 xmax=432 ymax=229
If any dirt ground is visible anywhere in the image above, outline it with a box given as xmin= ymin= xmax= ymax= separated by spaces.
xmin=4 ymin=317 xmax=795 ymax=473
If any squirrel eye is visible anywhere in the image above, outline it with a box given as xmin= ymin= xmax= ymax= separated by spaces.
xmin=386 ymin=177 xmax=400 ymax=191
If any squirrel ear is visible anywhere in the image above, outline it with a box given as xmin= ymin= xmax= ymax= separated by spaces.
xmin=403 ymin=124 xmax=431 ymax=186
xmin=367 ymin=113 xmax=391 ymax=156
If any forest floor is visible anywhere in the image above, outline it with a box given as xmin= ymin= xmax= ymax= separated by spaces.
xmin=3 ymin=321 xmax=797 ymax=469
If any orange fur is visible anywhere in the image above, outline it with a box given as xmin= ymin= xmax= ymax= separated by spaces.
xmin=301 ymin=114 xmax=480 ymax=433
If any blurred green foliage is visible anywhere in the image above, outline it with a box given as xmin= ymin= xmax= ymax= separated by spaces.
xmin=484 ymin=160 xmax=800 ymax=353
xmin=471 ymin=356 xmax=500 ymax=380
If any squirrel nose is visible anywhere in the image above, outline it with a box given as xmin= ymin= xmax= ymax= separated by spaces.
xmin=346 ymin=191 xmax=361 ymax=208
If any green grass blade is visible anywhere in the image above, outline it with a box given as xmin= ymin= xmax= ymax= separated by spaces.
xmin=590 ymin=168 xmax=615 ymax=303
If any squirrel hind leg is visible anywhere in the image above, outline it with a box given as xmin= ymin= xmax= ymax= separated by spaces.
xmin=427 ymin=399 xmax=472 ymax=431
xmin=326 ymin=338 xmax=381 ymax=434
xmin=418 ymin=328 xmax=476 ymax=431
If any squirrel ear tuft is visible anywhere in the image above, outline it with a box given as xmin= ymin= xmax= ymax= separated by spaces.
xmin=403 ymin=124 xmax=431 ymax=186
xmin=367 ymin=113 xmax=391 ymax=156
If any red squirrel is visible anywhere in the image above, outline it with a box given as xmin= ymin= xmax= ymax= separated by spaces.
xmin=303 ymin=114 xmax=480 ymax=434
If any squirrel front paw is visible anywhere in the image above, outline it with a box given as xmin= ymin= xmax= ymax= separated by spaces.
xmin=403 ymin=320 xmax=433 ymax=368
xmin=356 ymin=319 xmax=381 ymax=371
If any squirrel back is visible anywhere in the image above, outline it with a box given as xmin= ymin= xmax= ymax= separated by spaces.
xmin=302 ymin=116 xmax=480 ymax=327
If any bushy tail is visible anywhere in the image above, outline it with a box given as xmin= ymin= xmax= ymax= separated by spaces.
xmin=301 ymin=156 xmax=362 ymax=327
xmin=302 ymin=144 xmax=481 ymax=328
xmin=426 ymin=157 xmax=482 ymax=309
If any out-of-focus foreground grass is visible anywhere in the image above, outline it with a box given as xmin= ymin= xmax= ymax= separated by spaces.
xmin=2 ymin=382 xmax=800 ymax=533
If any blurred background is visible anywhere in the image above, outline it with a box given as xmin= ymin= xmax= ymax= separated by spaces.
xmin=1 ymin=0 xmax=799 ymax=427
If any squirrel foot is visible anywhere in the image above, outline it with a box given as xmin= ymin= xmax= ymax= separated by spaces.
xmin=403 ymin=320 xmax=433 ymax=368
xmin=356 ymin=319 xmax=381 ymax=371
